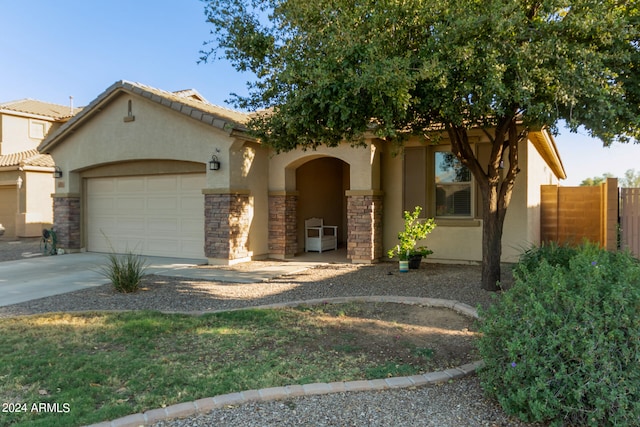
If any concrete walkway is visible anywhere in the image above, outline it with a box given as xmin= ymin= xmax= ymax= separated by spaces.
xmin=0 ymin=253 xmax=319 ymax=307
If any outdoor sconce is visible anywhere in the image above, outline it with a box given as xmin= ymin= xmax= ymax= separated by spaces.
xmin=209 ymin=155 xmax=221 ymax=171
xmin=53 ymin=166 xmax=63 ymax=178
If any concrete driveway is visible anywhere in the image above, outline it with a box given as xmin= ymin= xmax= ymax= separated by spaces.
xmin=0 ymin=252 xmax=319 ymax=307
xmin=0 ymin=253 xmax=208 ymax=307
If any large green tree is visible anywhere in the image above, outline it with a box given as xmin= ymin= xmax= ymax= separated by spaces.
xmin=202 ymin=0 xmax=639 ymax=290
xmin=621 ymin=168 xmax=640 ymax=187
xmin=580 ymin=173 xmax=616 ymax=186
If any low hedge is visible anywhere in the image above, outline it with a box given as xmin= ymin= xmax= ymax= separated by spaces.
xmin=477 ymin=243 xmax=640 ymax=426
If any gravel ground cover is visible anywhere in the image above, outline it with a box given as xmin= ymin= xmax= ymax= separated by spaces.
xmin=152 ymin=377 xmax=533 ymax=427
xmin=0 ymin=240 xmax=543 ymax=426
xmin=0 ymin=262 xmax=508 ymax=317
xmin=0 ymin=237 xmax=43 ymax=262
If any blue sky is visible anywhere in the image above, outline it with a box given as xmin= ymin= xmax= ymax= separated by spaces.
xmin=1 ymin=0 xmax=638 ymax=185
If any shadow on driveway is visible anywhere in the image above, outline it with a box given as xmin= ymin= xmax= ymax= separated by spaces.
xmin=0 ymin=251 xmax=320 ymax=307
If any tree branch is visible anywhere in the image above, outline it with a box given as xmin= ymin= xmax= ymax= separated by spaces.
xmin=498 ymin=119 xmax=526 ymax=222
xmin=446 ymin=124 xmax=489 ymax=192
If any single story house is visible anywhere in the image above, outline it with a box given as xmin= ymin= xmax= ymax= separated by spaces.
xmin=0 ymin=99 xmax=80 ymax=238
xmin=38 ymin=80 xmax=566 ymax=264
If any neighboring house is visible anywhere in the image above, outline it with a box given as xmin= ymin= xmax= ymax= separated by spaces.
xmin=0 ymin=99 xmax=80 ymax=239
xmin=39 ymin=80 xmax=566 ymax=264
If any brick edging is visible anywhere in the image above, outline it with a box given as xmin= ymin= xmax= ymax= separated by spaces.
xmin=87 ymin=297 xmax=484 ymax=427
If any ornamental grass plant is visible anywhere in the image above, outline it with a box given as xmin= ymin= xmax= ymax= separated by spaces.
xmin=478 ymin=243 xmax=640 ymax=426
xmin=99 ymin=251 xmax=148 ymax=293
xmin=96 ymin=232 xmax=148 ymax=293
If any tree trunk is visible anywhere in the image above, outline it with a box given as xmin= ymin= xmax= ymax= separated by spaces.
xmin=481 ymin=185 xmax=503 ymax=291
xmin=447 ymin=119 xmax=522 ymax=292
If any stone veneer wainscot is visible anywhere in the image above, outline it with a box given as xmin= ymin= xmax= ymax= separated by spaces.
xmin=204 ymin=190 xmax=252 ymax=262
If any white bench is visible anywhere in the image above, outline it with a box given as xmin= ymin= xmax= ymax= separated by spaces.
xmin=304 ymin=218 xmax=338 ymax=253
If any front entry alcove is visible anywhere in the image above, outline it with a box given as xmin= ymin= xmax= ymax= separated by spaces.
xmin=295 ymin=157 xmax=350 ymax=253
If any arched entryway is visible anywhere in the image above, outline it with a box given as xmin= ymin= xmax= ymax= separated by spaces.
xmin=268 ymin=142 xmax=383 ymax=263
xmin=296 ymin=157 xmax=350 ymax=253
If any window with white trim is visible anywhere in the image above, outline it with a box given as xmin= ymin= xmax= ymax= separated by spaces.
xmin=434 ymin=151 xmax=472 ymax=217
xmin=403 ymin=145 xmax=480 ymax=220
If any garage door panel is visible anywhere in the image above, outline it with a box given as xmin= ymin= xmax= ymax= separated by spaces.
xmin=91 ymin=197 xmax=116 ymax=213
xmin=87 ymin=229 xmax=115 ymax=252
xmin=181 ymin=218 xmax=203 ymax=236
xmin=146 ymin=238 xmax=178 ymax=251
xmin=148 ymin=218 xmax=178 ymax=233
xmin=181 ymin=195 xmax=202 ymax=211
xmin=88 ymin=179 xmax=115 ymax=193
xmin=117 ymin=217 xmax=147 ymax=231
xmin=181 ymin=174 xmax=203 ymax=188
xmin=109 ymin=239 xmax=145 ymax=254
xmin=147 ymin=196 xmax=178 ymax=211
xmin=178 ymin=239 xmax=205 ymax=258
xmin=148 ymin=176 xmax=178 ymax=192
xmin=0 ymin=187 xmax=17 ymax=238
xmin=116 ymin=177 xmax=146 ymax=193
xmin=87 ymin=174 xmax=205 ymax=259
xmin=116 ymin=197 xmax=145 ymax=211
xmin=89 ymin=217 xmax=117 ymax=233
xmin=144 ymin=238 xmax=203 ymax=258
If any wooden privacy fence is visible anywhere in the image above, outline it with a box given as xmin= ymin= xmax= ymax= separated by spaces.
xmin=620 ymin=187 xmax=640 ymax=257
xmin=541 ymin=178 xmax=618 ymax=251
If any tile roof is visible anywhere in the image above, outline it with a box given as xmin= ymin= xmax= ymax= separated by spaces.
xmin=127 ymin=81 xmax=251 ymax=125
xmin=0 ymin=149 xmax=55 ymax=168
xmin=39 ymin=80 xmax=254 ymax=152
xmin=0 ymin=99 xmax=82 ymax=121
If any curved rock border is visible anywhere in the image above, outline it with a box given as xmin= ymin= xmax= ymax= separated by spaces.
xmin=88 ymin=297 xmax=485 ymax=427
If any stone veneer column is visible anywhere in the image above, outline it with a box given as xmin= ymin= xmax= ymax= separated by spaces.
xmin=53 ymin=194 xmax=81 ymax=251
xmin=204 ymin=190 xmax=252 ymax=263
xmin=268 ymin=192 xmax=298 ymax=258
xmin=346 ymin=190 xmax=384 ymax=263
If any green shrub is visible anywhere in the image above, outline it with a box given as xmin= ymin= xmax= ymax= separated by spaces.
xmin=478 ymin=244 xmax=640 ymax=426
xmin=387 ymin=206 xmax=436 ymax=260
xmin=99 ymin=251 xmax=148 ymax=293
xmin=514 ymin=241 xmax=578 ymax=278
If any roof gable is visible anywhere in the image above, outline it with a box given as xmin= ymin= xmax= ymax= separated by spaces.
xmin=172 ymin=89 xmax=210 ymax=103
xmin=38 ymin=81 xmax=252 ymax=153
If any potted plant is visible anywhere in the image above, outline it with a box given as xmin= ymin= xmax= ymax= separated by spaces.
xmin=388 ymin=206 xmax=436 ymax=271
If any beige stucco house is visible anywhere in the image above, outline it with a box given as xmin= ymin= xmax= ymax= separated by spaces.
xmin=39 ymin=80 xmax=566 ymax=264
xmin=0 ymin=99 xmax=80 ymax=238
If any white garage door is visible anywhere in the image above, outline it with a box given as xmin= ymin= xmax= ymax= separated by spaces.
xmin=87 ymin=174 xmax=205 ymax=259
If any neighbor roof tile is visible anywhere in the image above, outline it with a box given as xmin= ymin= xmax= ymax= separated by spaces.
xmin=0 ymin=149 xmax=54 ymax=168
xmin=0 ymin=99 xmax=82 ymax=120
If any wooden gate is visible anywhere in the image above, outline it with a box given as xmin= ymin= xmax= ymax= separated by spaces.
xmin=620 ymin=188 xmax=640 ymax=257
xmin=540 ymin=178 xmax=618 ymax=250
